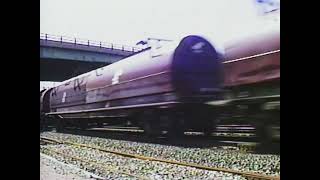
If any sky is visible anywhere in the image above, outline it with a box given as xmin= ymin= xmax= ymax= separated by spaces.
xmin=40 ymin=0 xmax=280 ymax=47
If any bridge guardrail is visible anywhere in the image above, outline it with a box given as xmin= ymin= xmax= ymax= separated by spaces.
xmin=40 ymin=33 xmax=143 ymax=53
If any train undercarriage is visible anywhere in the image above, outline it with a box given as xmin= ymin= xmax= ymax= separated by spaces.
xmin=41 ymin=103 xmax=219 ymax=137
xmin=215 ymin=81 xmax=280 ymax=145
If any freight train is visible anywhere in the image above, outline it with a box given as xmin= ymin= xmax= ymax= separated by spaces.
xmin=212 ymin=27 xmax=280 ymax=142
xmin=40 ymin=35 xmax=225 ymax=136
xmin=40 ymin=29 xmax=280 ymax=142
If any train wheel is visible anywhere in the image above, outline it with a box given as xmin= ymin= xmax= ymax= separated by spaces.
xmin=40 ymin=113 xmax=47 ymax=131
xmin=255 ymin=122 xmax=275 ymax=153
xmin=167 ymin=114 xmax=185 ymax=138
xmin=40 ymin=117 xmax=44 ymax=131
xmin=97 ymin=122 xmax=103 ymax=128
xmin=252 ymin=113 xmax=276 ymax=153
xmin=40 ymin=121 xmax=44 ymax=132
xmin=142 ymin=111 xmax=161 ymax=137
xmin=56 ymin=119 xmax=64 ymax=132
xmin=201 ymin=112 xmax=217 ymax=137
xmin=256 ymin=123 xmax=273 ymax=142
xmin=79 ymin=119 xmax=88 ymax=130
xmin=203 ymin=125 xmax=214 ymax=137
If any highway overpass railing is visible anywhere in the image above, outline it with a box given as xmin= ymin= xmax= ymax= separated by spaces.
xmin=40 ymin=33 xmax=143 ymax=53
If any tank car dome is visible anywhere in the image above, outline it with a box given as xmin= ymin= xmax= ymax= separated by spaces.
xmin=171 ymin=35 xmax=224 ymax=95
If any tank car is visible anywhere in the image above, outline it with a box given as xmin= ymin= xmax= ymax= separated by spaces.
xmin=40 ymin=88 xmax=53 ymax=130
xmin=41 ymin=35 xmax=225 ymax=136
xmin=40 ymin=89 xmax=46 ymax=130
xmin=213 ymin=27 xmax=280 ymax=143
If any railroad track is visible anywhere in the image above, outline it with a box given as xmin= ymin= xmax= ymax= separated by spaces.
xmin=43 ymin=149 xmax=148 ymax=179
xmin=41 ymin=138 xmax=148 ymax=179
xmin=83 ymin=128 xmax=256 ymax=139
xmin=88 ymin=125 xmax=261 ymax=145
xmin=59 ymin=126 xmax=260 ymax=149
xmin=40 ymin=136 xmax=280 ymax=180
xmin=43 ymin=124 xmax=279 ymax=154
xmin=87 ymin=125 xmax=279 ymax=142
xmin=43 ymin=124 xmax=280 ymax=145
xmin=82 ymin=125 xmax=257 ymax=137
xmin=47 ymin=124 xmax=256 ymax=133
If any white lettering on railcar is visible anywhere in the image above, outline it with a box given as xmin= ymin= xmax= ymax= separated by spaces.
xmin=62 ymin=92 xmax=66 ymax=103
xmin=191 ymin=42 xmax=205 ymax=53
xmin=112 ymin=69 xmax=123 ymax=85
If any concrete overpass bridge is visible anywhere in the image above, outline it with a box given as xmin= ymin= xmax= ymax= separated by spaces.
xmin=40 ymin=33 xmax=143 ymax=81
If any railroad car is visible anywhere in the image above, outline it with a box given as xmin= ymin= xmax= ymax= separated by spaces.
xmin=40 ymin=88 xmax=54 ymax=130
xmin=213 ymin=27 xmax=280 ymax=142
xmin=40 ymin=89 xmax=46 ymax=130
xmin=40 ymin=35 xmax=225 ymax=136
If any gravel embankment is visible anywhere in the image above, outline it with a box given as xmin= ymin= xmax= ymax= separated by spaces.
xmin=41 ymin=132 xmax=280 ymax=177
xmin=41 ymin=144 xmax=246 ymax=180
xmin=41 ymin=153 xmax=100 ymax=180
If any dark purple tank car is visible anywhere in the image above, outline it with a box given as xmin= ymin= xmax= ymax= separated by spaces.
xmin=42 ymin=35 xmax=224 ymax=135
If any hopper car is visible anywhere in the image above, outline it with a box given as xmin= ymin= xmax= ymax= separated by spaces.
xmin=40 ymin=35 xmax=225 ymax=136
